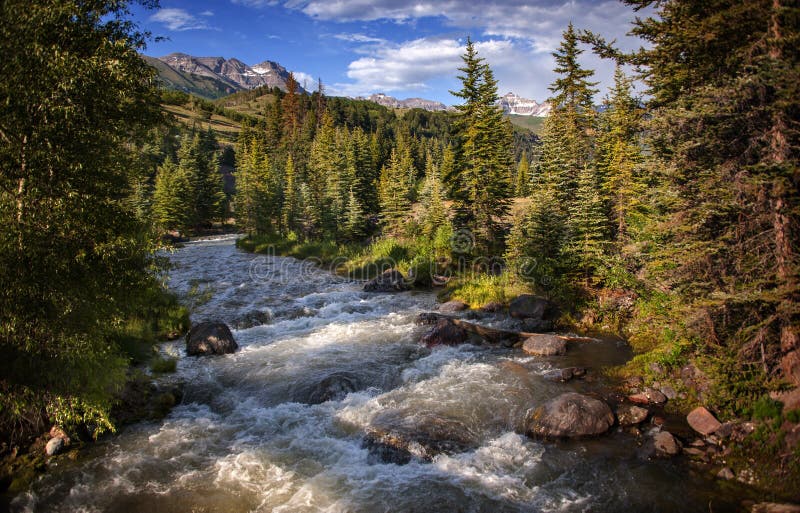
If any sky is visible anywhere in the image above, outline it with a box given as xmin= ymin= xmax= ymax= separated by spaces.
xmin=131 ymin=0 xmax=650 ymax=106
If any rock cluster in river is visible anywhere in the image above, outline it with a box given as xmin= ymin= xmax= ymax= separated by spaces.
xmin=522 ymin=335 xmax=566 ymax=356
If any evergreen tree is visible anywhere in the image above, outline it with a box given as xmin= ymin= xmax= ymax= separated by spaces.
xmin=450 ymin=38 xmax=514 ymax=254
xmin=419 ymin=152 xmax=448 ymax=238
xmin=281 ymin=155 xmax=298 ymax=235
xmin=342 ymin=187 xmax=365 ymax=241
xmin=595 ymin=65 xmax=643 ymax=242
xmin=235 ymin=136 xmax=272 ymax=235
xmin=540 ymin=22 xmax=598 ymax=199
xmin=378 ymin=147 xmax=413 ymax=236
xmin=565 ymin=164 xmax=609 ymax=282
xmin=515 ymin=150 xmax=531 ymax=196
xmin=153 ymin=158 xmax=191 ymax=232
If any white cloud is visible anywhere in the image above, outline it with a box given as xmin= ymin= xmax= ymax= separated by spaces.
xmin=292 ymin=71 xmax=316 ymax=90
xmin=235 ymin=0 xmax=652 ymax=102
xmin=199 ymin=10 xmax=214 ymax=16
xmin=149 ymin=8 xmax=212 ymax=31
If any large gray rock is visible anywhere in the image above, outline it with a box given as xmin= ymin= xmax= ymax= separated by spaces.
xmin=522 ymin=335 xmax=567 ymax=356
xmin=526 ymin=393 xmax=614 ymax=438
xmin=363 ymin=269 xmax=409 ymax=292
xmin=420 ymin=318 xmax=469 ymax=347
xmin=186 ymin=322 xmax=238 ymax=356
xmin=509 ymin=294 xmax=551 ymax=320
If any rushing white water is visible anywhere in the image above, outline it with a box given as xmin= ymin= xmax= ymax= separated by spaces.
xmin=13 ymin=236 xmax=739 ymax=512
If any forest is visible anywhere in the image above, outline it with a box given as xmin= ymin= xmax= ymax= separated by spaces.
xmin=1 ymin=0 xmax=798 ymax=503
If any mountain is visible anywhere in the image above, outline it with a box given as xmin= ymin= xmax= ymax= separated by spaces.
xmin=361 ymin=93 xmax=449 ymax=111
xmin=497 ymin=92 xmax=551 ymax=117
xmin=145 ymin=53 xmax=305 ymax=99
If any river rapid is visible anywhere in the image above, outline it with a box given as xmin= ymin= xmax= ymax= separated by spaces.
xmin=14 ymin=235 xmax=744 ymax=512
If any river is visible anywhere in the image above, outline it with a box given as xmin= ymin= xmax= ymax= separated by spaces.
xmin=13 ymin=235 xmax=745 ymax=512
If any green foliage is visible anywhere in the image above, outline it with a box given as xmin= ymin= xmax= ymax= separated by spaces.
xmin=445 ymin=273 xmax=530 ymax=309
xmin=150 ymin=355 xmax=178 ymax=374
xmin=0 ymin=0 xmax=167 ymax=445
xmin=751 ymin=395 xmax=784 ymax=421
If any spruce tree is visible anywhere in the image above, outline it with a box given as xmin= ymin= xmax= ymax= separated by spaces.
xmin=281 ymin=154 xmax=298 ymax=235
xmin=419 ymin=152 xmax=448 ymax=238
xmin=378 ymin=147 xmax=413 ymax=236
xmin=450 ymin=38 xmax=513 ymax=254
xmin=515 ymin=150 xmax=531 ymax=197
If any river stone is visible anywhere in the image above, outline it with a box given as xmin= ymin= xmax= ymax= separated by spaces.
xmin=186 ymin=322 xmax=238 ymax=356
xmin=45 ymin=437 xmax=64 ymax=456
xmin=653 ymin=431 xmax=681 ymax=457
xmin=420 ymin=318 xmax=469 ymax=347
xmin=687 ymin=406 xmax=722 ymax=435
xmin=439 ymin=300 xmax=469 ymax=313
xmin=616 ymin=404 xmax=649 ymax=426
xmin=522 ymin=335 xmax=566 ymax=356
xmin=526 ymin=393 xmax=614 ymax=438
xmin=509 ymin=294 xmax=551 ymax=320
xmin=363 ymin=269 xmax=408 ymax=292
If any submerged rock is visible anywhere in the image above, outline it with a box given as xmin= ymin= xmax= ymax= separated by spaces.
xmin=522 ymin=335 xmax=566 ymax=356
xmin=687 ymin=406 xmax=722 ymax=435
xmin=186 ymin=322 xmax=238 ymax=356
xmin=480 ymin=301 xmax=504 ymax=313
xmin=305 ymin=372 xmax=361 ymax=404
xmin=526 ymin=393 xmax=614 ymax=438
xmin=363 ymin=269 xmax=409 ymax=292
xmin=509 ymin=294 xmax=551 ymax=320
xmin=420 ymin=318 xmax=469 ymax=347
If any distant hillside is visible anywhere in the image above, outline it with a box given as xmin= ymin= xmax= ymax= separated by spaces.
xmin=507 ymin=114 xmax=545 ymax=134
xmin=360 ymin=93 xmax=449 ymax=112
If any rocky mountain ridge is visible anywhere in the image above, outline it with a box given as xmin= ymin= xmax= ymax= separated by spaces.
xmin=147 ymin=53 xmax=305 ymax=99
xmin=497 ymin=92 xmax=551 ymax=117
xmin=360 ymin=93 xmax=450 ymax=111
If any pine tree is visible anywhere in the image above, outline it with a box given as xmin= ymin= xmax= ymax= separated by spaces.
xmin=595 ymin=65 xmax=643 ymax=242
xmin=566 ymin=165 xmax=609 ymax=283
xmin=281 ymin=154 xmax=298 ymax=235
xmin=585 ymin=0 xmax=800 ymax=392
xmin=419 ymin=152 xmax=448 ymax=238
xmin=515 ymin=150 xmax=531 ymax=196
xmin=152 ymin=159 xmax=191 ymax=232
xmin=450 ymin=38 xmax=513 ymax=254
xmin=378 ymin=147 xmax=413 ymax=236
xmin=235 ymin=136 xmax=272 ymax=236
xmin=342 ymin=187 xmax=365 ymax=242
xmin=540 ymin=22 xmax=598 ymax=199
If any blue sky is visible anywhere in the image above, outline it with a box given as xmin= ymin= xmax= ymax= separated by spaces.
xmin=131 ymin=0 xmax=648 ymax=105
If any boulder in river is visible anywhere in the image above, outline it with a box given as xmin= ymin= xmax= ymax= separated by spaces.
xmin=363 ymin=269 xmax=409 ymax=292
xmin=439 ymin=300 xmax=469 ymax=313
xmin=509 ymin=294 xmax=551 ymax=320
xmin=186 ymin=322 xmax=238 ymax=356
xmin=522 ymin=334 xmax=566 ymax=356
xmin=45 ymin=437 xmax=65 ymax=457
xmin=364 ymin=412 xmax=478 ymax=464
xmin=526 ymin=392 xmax=614 ymax=438
xmin=480 ymin=301 xmax=504 ymax=313
xmin=420 ymin=318 xmax=469 ymax=347
xmin=686 ymin=406 xmax=722 ymax=435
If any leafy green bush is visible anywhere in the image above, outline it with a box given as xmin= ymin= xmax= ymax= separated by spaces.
xmin=150 ymin=355 xmax=177 ymax=374
xmin=751 ymin=395 xmax=784 ymax=421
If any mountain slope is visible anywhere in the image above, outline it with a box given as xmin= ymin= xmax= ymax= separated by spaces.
xmin=142 ymin=55 xmax=240 ymax=99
